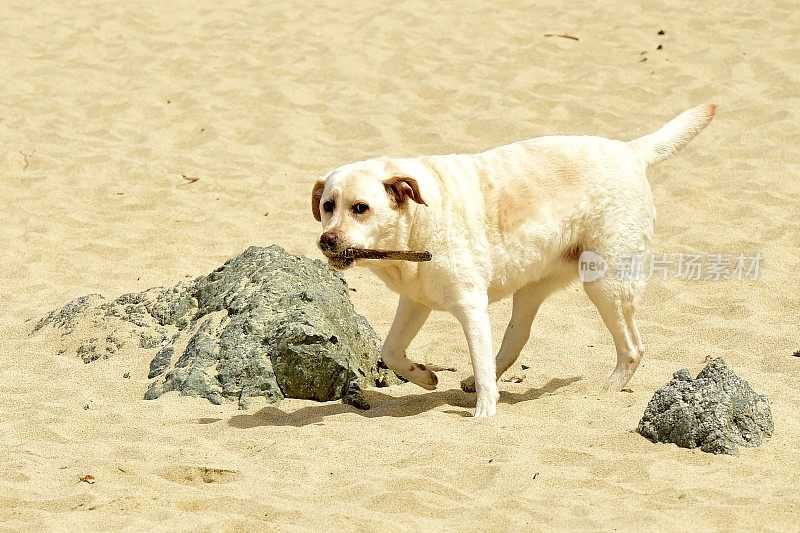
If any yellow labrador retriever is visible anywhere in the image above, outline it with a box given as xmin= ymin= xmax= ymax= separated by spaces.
xmin=312 ymin=105 xmax=715 ymax=417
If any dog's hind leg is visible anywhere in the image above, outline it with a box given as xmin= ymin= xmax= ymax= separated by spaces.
xmin=381 ymin=296 xmax=440 ymax=390
xmin=583 ymin=276 xmax=646 ymax=391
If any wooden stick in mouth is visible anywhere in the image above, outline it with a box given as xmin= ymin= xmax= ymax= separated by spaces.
xmin=335 ymin=248 xmax=432 ymax=262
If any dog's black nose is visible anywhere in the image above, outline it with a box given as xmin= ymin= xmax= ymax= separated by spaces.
xmin=319 ymin=231 xmax=339 ymax=252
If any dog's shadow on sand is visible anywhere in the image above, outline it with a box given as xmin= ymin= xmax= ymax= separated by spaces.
xmin=227 ymin=376 xmax=582 ymax=428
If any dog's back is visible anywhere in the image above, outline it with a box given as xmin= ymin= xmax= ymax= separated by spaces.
xmin=418 ymin=105 xmax=716 ymax=301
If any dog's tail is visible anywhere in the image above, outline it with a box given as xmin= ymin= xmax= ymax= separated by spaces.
xmin=628 ymin=104 xmax=716 ymax=166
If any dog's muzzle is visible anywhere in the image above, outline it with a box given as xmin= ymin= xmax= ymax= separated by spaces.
xmin=318 ymin=231 xmax=340 ymax=253
xmin=318 ymin=231 xmax=354 ymax=269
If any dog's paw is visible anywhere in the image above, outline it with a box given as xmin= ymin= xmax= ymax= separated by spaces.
xmin=406 ymin=363 xmax=438 ymax=391
xmin=473 ymin=404 xmax=497 ymax=417
xmin=460 ymin=376 xmax=476 ymax=393
xmin=605 ymin=357 xmax=641 ymax=392
xmin=473 ymin=397 xmax=497 ymax=417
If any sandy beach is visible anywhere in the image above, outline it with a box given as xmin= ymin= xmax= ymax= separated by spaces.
xmin=1 ymin=0 xmax=799 ymax=530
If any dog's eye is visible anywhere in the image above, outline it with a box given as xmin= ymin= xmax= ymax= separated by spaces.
xmin=322 ymin=200 xmax=335 ymax=213
xmin=351 ymin=202 xmax=369 ymax=215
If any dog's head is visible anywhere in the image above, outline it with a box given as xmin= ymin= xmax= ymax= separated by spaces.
xmin=311 ymin=159 xmax=427 ymax=269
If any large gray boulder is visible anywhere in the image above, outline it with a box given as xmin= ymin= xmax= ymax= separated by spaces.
xmin=34 ymin=245 xmax=398 ymax=409
xmin=637 ymin=358 xmax=773 ymax=455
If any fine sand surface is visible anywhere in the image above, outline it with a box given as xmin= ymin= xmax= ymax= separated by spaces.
xmin=2 ymin=0 xmax=799 ymax=530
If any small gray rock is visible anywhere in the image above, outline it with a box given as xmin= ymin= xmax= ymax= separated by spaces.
xmin=637 ymin=358 xmax=773 ymax=455
xmin=35 ymin=245 xmax=400 ymax=409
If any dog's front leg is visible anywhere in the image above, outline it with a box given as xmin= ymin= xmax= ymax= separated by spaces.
xmin=451 ymin=296 xmax=499 ymax=417
xmin=381 ymin=296 xmax=439 ymax=390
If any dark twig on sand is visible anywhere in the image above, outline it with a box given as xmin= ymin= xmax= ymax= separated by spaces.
xmin=425 ymin=364 xmax=456 ymax=373
xmin=179 ymin=173 xmax=200 ymax=186
xmin=792 ymin=349 xmax=800 ymax=358
xmin=19 ymin=150 xmax=35 ymax=171
xmin=544 ymin=33 xmax=579 ymax=41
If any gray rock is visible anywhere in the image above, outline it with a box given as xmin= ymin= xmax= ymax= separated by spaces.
xmin=35 ymin=245 xmax=399 ymax=409
xmin=148 ymin=346 xmax=174 ymax=379
xmin=637 ymin=358 xmax=773 ymax=455
xmin=35 ymin=289 xmax=172 ymax=364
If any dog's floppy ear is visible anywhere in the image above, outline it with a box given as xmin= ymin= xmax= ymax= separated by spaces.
xmin=384 ymin=176 xmax=427 ymax=207
xmin=311 ymin=180 xmax=325 ymax=222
